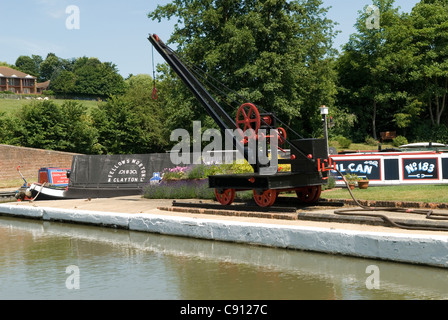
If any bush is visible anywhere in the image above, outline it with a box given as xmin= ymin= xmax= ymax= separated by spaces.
xmin=393 ymin=135 xmax=408 ymax=147
xmin=143 ymin=179 xmax=215 ymax=200
xmin=365 ymin=136 xmax=378 ymax=146
xmin=336 ymin=136 xmax=352 ymax=149
xmin=187 ymin=163 xmax=227 ymax=179
xmin=322 ymin=176 xmax=336 ymax=190
xmin=411 ymin=123 xmax=448 ymax=144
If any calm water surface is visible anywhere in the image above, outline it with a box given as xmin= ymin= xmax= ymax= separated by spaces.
xmin=1 ymin=216 xmax=447 ymax=300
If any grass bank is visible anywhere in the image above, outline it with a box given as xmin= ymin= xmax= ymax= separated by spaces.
xmin=321 ymin=185 xmax=448 ymax=204
xmin=0 ymin=98 xmax=100 ymax=114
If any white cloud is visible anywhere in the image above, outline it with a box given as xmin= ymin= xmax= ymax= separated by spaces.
xmin=34 ymin=0 xmax=70 ymax=19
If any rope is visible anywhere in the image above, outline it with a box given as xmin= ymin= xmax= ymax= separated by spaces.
xmin=30 ymin=182 xmax=46 ymax=202
xmin=333 ymin=168 xmax=448 ymax=232
xmin=152 ymin=45 xmax=158 ymax=100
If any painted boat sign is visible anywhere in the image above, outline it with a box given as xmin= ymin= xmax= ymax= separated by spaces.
xmin=330 ymin=151 xmax=448 ymax=186
xmin=402 ymin=158 xmax=438 ymax=180
xmin=333 ymin=159 xmax=381 ymax=181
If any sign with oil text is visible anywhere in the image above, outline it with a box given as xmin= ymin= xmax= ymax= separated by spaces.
xmin=332 ymin=159 xmax=381 ymax=181
xmin=330 ymin=152 xmax=447 ymax=186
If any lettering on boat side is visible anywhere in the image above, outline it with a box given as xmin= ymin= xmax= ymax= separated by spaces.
xmin=107 ymin=158 xmax=147 ymax=183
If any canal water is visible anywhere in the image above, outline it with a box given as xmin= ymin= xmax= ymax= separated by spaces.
xmin=1 ymin=216 xmax=447 ymax=300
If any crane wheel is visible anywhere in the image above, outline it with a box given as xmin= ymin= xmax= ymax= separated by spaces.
xmin=215 ymin=188 xmax=236 ymax=206
xmin=253 ymin=189 xmax=278 ymax=207
xmin=236 ymin=103 xmax=261 ymax=142
xmin=295 ymin=185 xmax=322 ymax=203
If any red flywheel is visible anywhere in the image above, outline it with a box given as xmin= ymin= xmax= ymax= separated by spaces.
xmin=236 ymin=103 xmax=261 ymax=141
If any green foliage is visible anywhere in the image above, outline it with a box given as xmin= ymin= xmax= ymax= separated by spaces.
xmin=144 ymin=162 xmax=256 ymax=200
xmin=365 ymin=136 xmax=378 ymax=146
xmin=51 ymin=57 xmax=126 ymax=98
xmin=408 ymin=0 xmax=448 ymax=126
xmin=12 ymin=53 xmax=126 ymax=98
xmin=411 ymin=123 xmax=448 ymax=143
xmin=337 ymin=0 xmax=448 ymax=141
xmin=0 ymin=100 xmax=100 ymax=153
xmin=327 ymin=106 xmax=357 ymax=139
xmin=5 ymin=0 xmax=448 ymax=155
xmin=143 ymin=179 xmax=215 ymax=200
xmin=39 ymin=53 xmax=74 ymax=82
xmin=323 ymin=176 xmax=336 ymax=190
xmin=0 ymin=112 xmax=24 ymax=146
xmin=335 ymin=135 xmax=352 ymax=148
xmin=336 ymin=0 xmax=407 ymax=141
xmin=91 ymin=79 xmax=167 ymax=154
xmin=186 ymin=161 xmax=254 ymax=180
xmin=15 ymin=55 xmax=40 ymax=77
xmin=0 ymin=72 xmax=168 ymax=155
xmin=392 ymin=135 xmax=408 ymax=147
xmin=0 ymin=61 xmax=15 ymax=68
xmin=344 ymin=173 xmax=360 ymax=184
xmin=148 ymin=0 xmax=339 ymax=137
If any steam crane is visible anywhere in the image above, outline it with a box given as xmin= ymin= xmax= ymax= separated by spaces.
xmin=148 ymin=34 xmax=335 ymax=207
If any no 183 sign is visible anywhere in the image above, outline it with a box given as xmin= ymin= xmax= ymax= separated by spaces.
xmin=402 ymin=158 xmax=439 ymax=180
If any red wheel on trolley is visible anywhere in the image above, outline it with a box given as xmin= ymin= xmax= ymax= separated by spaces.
xmin=215 ymin=188 xmax=236 ymax=206
xmin=277 ymin=127 xmax=287 ymax=145
xmin=253 ymin=189 xmax=278 ymax=207
xmin=295 ymin=185 xmax=321 ymax=203
xmin=236 ymin=103 xmax=261 ymax=141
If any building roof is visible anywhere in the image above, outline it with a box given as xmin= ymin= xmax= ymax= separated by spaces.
xmin=0 ymin=66 xmax=36 ymax=79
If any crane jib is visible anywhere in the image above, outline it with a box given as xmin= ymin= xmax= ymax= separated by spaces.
xmin=148 ymin=33 xmax=326 ymax=173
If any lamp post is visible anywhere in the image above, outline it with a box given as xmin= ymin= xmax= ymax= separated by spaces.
xmin=320 ymin=105 xmax=329 ymax=157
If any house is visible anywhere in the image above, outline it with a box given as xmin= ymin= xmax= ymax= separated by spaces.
xmin=0 ymin=66 xmax=49 ymax=94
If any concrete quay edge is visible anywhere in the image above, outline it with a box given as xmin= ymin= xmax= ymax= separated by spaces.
xmin=1 ymin=202 xmax=448 ymax=269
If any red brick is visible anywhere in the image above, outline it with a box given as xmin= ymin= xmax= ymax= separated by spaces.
xmin=0 ymin=144 xmax=80 ymax=183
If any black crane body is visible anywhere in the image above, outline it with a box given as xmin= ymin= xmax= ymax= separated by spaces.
xmin=148 ymin=34 xmax=334 ymax=207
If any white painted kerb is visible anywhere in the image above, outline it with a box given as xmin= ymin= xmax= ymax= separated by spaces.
xmin=1 ymin=204 xmax=448 ymax=268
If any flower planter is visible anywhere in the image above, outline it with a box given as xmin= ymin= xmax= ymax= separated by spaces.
xmin=358 ymin=180 xmax=369 ymax=189
xmin=348 ymin=183 xmax=356 ymax=190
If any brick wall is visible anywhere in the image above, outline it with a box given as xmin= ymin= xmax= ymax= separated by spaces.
xmin=0 ymin=144 xmax=80 ymax=186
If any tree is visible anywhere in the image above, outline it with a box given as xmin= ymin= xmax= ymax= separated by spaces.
xmin=50 ymin=70 xmax=77 ymax=96
xmin=1 ymin=100 xmax=100 ymax=154
xmin=15 ymin=56 xmax=39 ymax=77
xmin=408 ymin=0 xmax=448 ymax=126
xmin=0 ymin=112 xmax=25 ymax=146
xmin=91 ymin=74 xmax=167 ymax=154
xmin=336 ymin=0 xmax=408 ymax=141
xmin=51 ymin=57 xmax=127 ymax=98
xmin=40 ymin=53 xmax=65 ymax=82
xmin=148 ymin=0 xmax=338 ymax=137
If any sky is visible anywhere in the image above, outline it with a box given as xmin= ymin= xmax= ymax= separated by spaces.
xmin=1 ymin=0 xmax=420 ymax=78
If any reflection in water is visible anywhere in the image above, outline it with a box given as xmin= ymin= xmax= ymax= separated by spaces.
xmin=0 ymin=216 xmax=447 ymax=300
